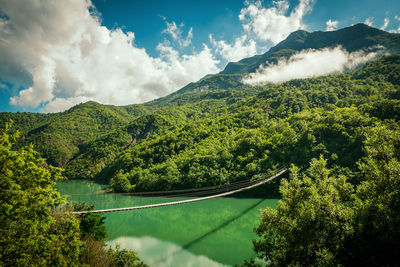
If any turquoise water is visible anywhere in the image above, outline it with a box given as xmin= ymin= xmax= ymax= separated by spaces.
xmin=56 ymin=180 xmax=278 ymax=266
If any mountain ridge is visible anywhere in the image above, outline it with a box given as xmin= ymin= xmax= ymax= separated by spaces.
xmin=221 ymin=23 xmax=400 ymax=74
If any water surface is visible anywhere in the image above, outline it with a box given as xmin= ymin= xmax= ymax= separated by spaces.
xmin=56 ymin=180 xmax=278 ymax=266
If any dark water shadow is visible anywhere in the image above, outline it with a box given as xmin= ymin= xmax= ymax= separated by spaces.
xmin=152 ymin=198 xmax=265 ymax=266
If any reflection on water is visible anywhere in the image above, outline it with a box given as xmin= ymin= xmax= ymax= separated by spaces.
xmin=108 ymin=236 xmax=229 ymax=267
xmin=55 ymin=179 xmax=107 ymax=195
xmin=57 ymin=180 xmax=278 ymax=266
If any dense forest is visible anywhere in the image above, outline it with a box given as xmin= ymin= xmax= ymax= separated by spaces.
xmin=250 ymin=124 xmax=400 ymax=266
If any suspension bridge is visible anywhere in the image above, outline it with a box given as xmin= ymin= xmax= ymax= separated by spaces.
xmin=72 ymin=168 xmax=287 ymax=214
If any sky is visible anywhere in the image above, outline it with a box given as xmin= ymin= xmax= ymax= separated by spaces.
xmin=0 ymin=0 xmax=399 ymax=113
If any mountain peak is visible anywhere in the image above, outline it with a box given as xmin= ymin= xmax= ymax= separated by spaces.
xmin=286 ymin=29 xmax=309 ymax=38
xmin=352 ymin=23 xmax=374 ymax=29
xmin=221 ymin=24 xmax=400 ymax=74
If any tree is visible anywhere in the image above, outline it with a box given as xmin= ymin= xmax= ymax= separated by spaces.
xmin=108 ymin=244 xmax=147 ymax=267
xmin=0 ymin=121 xmax=82 ymax=266
xmin=253 ymin=156 xmax=354 ymax=266
xmin=71 ymin=203 xmax=107 ymax=240
xmin=110 ymin=171 xmax=132 ymax=193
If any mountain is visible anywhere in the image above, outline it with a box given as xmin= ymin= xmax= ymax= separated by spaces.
xmin=221 ymin=23 xmax=400 ymax=74
xmin=1 ymin=24 xmax=400 ymax=194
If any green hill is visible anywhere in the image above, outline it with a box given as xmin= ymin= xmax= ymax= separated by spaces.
xmin=0 ymin=101 xmax=150 ymax=166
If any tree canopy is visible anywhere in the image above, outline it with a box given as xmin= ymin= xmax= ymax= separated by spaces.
xmin=0 ymin=121 xmax=146 ymax=266
xmin=0 ymin=121 xmax=82 ymax=266
xmin=253 ymin=125 xmax=400 ymax=266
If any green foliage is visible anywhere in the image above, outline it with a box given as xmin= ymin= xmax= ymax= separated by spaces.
xmin=104 ymin=106 xmax=374 ymax=193
xmin=0 ymin=122 xmax=146 ymax=266
xmin=340 ymin=125 xmax=400 ymax=266
xmin=0 ymin=101 xmax=150 ymax=167
xmin=0 ymin=112 xmax=53 ymax=134
xmin=253 ymin=157 xmax=354 ymax=266
xmin=79 ymin=212 xmax=107 ymax=240
xmin=65 ymin=106 xmax=201 ymax=180
xmin=361 ymin=99 xmax=400 ymax=121
xmin=108 ymin=244 xmax=147 ymax=267
xmin=110 ymin=172 xmax=133 ymax=193
xmin=79 ymin=235 xmax=148 ymax=267
xmin=352 ymin=55 xmax=400 ymax=85
xmin=253 ymin=126 xmax=400 ymax=266
xmin=0 ymin=121 xmax=83 ymax=266
xmin=70 ymin=203 xmax=107 ymax=241
xmin=80 ymin=238 xmax=149 ymax=267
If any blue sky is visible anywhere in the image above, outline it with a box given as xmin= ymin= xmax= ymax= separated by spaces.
xmin=0 ymin=0 xmax=399 ymax=113
xmin=92 ymin=0 xmax=400 ymax=56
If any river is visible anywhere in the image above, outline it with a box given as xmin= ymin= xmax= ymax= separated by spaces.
xmin=56 ymin=180 xmax=278 ymax=267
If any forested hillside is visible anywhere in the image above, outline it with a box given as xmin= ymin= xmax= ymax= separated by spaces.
xmin=1 ymin=54 xmax=399 ymax=195
xmin=97 ymin=55 xmax=400 ymax=192
xmin=0 ymin=101 xmax=151 ymax=167
xmin=1 ymin=23 xmax=400 ymax=196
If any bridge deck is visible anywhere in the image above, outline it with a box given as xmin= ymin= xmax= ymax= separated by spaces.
xmin=72 ymin=168 xmax=287 ymax=214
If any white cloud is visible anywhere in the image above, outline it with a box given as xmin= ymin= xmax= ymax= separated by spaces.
xmin=0 ymin=0 xmax=219 ymax=112
xmin=239 ymin=0 xmax=313 ymax=44
xmin=380 ymin=18 xmax=389 ymax=30
xmin=325 ymin=19 xmax=339 ymax=31
xmin=389 ymin=16 xmax=400 ymax=33
xmin=364 ymin=17 xmax=374 ymax=26
xmin=243 ymin=46 xmax=380 ymax=85
xmin=162 ymin=20 xmax=193 ymax=48
xmin=209 ymin=34 xmax=257 ymax=62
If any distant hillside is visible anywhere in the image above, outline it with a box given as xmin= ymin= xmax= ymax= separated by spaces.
xmin=221 ymin=23 xmax=400 ymax=74
xmin=0 ymin=101 xmax=150 ymax=166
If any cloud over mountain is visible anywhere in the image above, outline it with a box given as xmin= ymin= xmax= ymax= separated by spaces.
xmin=209 ymin=34 xmax=257 ymax=62
xmin=326 ymin=19 xmax=339 ymax=31
xmin=239 ymin=0 xmax=313 ymax=44
xmin=243 ymin=46 xmax=380 ymax=85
